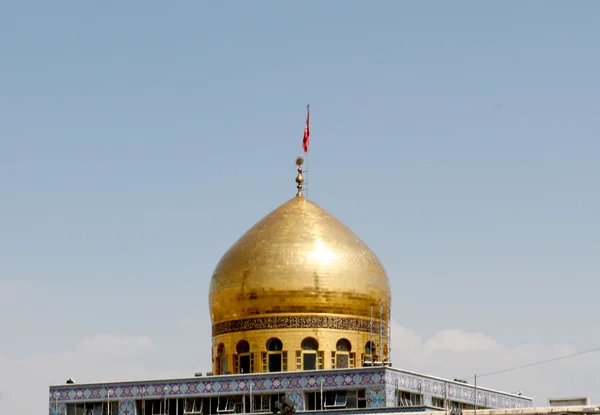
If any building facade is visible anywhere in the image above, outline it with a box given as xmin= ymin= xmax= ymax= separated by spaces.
xmin=49 ymin=159 xmax=533 ymax=415
xmin=49 ymin=366 xmax=533 ymax=415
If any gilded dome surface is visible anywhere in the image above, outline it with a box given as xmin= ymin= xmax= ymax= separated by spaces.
xmin=209 ymin=195 xmax=391 ymax=325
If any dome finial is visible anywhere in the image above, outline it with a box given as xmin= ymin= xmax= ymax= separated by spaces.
xmin=295 ymin=157 xmax=304 ymax=197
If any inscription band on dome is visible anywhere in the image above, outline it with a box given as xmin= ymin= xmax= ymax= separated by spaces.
xmin=212 ymin=315 xmax=389 ymax=336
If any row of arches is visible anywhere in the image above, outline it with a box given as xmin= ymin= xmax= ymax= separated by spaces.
xmin=219 ymin=338 xmax=378 ymax=357
xmin=216 ymin=338 xmax=380 ymax=374
xmin=231 ymin=338 xmax=357 ymax=354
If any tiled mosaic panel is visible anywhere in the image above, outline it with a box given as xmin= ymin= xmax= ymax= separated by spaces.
xmin=366 ymin=387 xmax=385 ymax=407
xmin=385 ymin=385 xmax=397 ymax=407
xmin=384 ymin=371 xmax=533 ymax=409
xmin=49 ymin=369 xmax=385 ymax=402
xmin=49 ymin=368 xmax=532 ymax=409
xmin=287 ymin=391 xmax=305 ymax=410
xmin=120 ymin=400 xmax=135 ymax=415
xmin=213 ymin=316 xmax=389 ymax=336
xmin=48 ymin=402 xmax=65 ymax=415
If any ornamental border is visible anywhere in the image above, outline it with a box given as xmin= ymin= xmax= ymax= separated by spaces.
xmin=212 ymin=315 xmax=389 ymax=336
xmin=48 ymin=368 xmax=533 ymax=409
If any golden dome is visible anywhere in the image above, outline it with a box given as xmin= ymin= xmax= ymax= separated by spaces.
xmin=209 ymin=194 xmax=391 ymax=328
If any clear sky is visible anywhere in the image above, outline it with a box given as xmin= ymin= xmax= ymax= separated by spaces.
xmin=1 ymin=1 xmax=599 ymax=414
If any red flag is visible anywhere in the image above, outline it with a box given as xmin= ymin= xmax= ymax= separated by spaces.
xmin=303 ymin=105 xmax=310 ymax=153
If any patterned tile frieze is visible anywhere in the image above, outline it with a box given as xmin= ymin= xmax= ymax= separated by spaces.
xmin=213 ymin=315 xmax=389 ymax=336
xmin=47 ymin=401 xmax=433 ymax=415
xmin=49 ymin=367 xmax=532 ymax=410
xmin=384 ymin=370 xmax=532 ymax=409
xmin=49 ymin=369 xmax=381 ymax=403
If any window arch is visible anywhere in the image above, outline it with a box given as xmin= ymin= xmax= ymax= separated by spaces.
xmin=267 ymin=338 xmax=283 ymax=351
xmin=365 ymin=341 xmax=375 ymax=355
xmin=236 ymin=340 xmax=250 ymax=354
xmin=336 ymin=339 xmax=351 ymax=352
xmin=301 ymin=337 xmax=319 ymax=351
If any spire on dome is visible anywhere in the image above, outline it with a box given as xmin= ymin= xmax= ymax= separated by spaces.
xmin=295 ymin=157 xmax=304 ymax=197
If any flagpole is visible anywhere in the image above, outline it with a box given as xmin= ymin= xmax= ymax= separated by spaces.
xmin=305 ymin=145 xmax=309 ymax=199
xmin=304 ymin=104 xmax=310 ymax=199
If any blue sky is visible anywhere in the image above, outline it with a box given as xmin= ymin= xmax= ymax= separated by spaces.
xmin=1 ymin=1 xmax=599 ymax=413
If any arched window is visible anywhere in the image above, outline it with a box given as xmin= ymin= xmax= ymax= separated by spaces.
xmin=216 ymin=343 xmax=227 ymax=374
xmin=301 ymin=337 xmax=319 ymax=351
xmin=365 ymin=341 xmax=375 ymax=355
xmin=234 ymin=340 xmax=252 ymax=374
xmin=336 ymin=339 xmax=351 ymax=352
xmin=299 ymin=337 xmax=320 ymax=370
xmin=267 ymin=338 xmax=283 ymax=352
xmin=264 ymin=338 xmax=284 ymax=372
xmin=333 ymin=339 xmax=354 ymax=369
xmin=236 ymin=340 xmax=250 ymax=354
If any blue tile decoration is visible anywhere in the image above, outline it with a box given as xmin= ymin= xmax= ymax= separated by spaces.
xmin=367 ymin=387 xmax=386 ymax=407
xmin=48 ymin=402 xmax=65 ymax=415
xmin=49 ymin=366 xmax=533 ymax=414
xmin=119 ymin=400 xmax=135 ymax=415
xmin=423 ymin=395 xmax=433 ymax=407
xmin=385 ymin=385 xmax=397 ymax=407
xmin=287 ymin=391 xmax=305 ymax=410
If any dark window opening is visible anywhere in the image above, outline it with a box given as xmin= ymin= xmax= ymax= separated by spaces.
xmin=217 ymin=397 xmax=236 ymax=413
xmin=303 ymin=353 xmax=316 ymax=370
xmin=267 ymin=338 xmax=283 ymax=352
xmin=306 ymin=390 xmax=365 ymax=411
xmin=397 ymin=391 xmax=423 ymax=406
xmin=239 ymin=355 xmax=250 ymax=374
xmin=325 ymin=391 xmax=347 ymax=409
xmin=306 ymin=392 xmax=323 ymax=411
xmin=65 ymin=402 xmax=117 ymax=415
xmin=183 ymin=398 xmax=204 ymax=414
xmin=247 ymin=394 xmax=285 ymax=413
xmin=268 ymin=354 xmax=282 ymax=372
